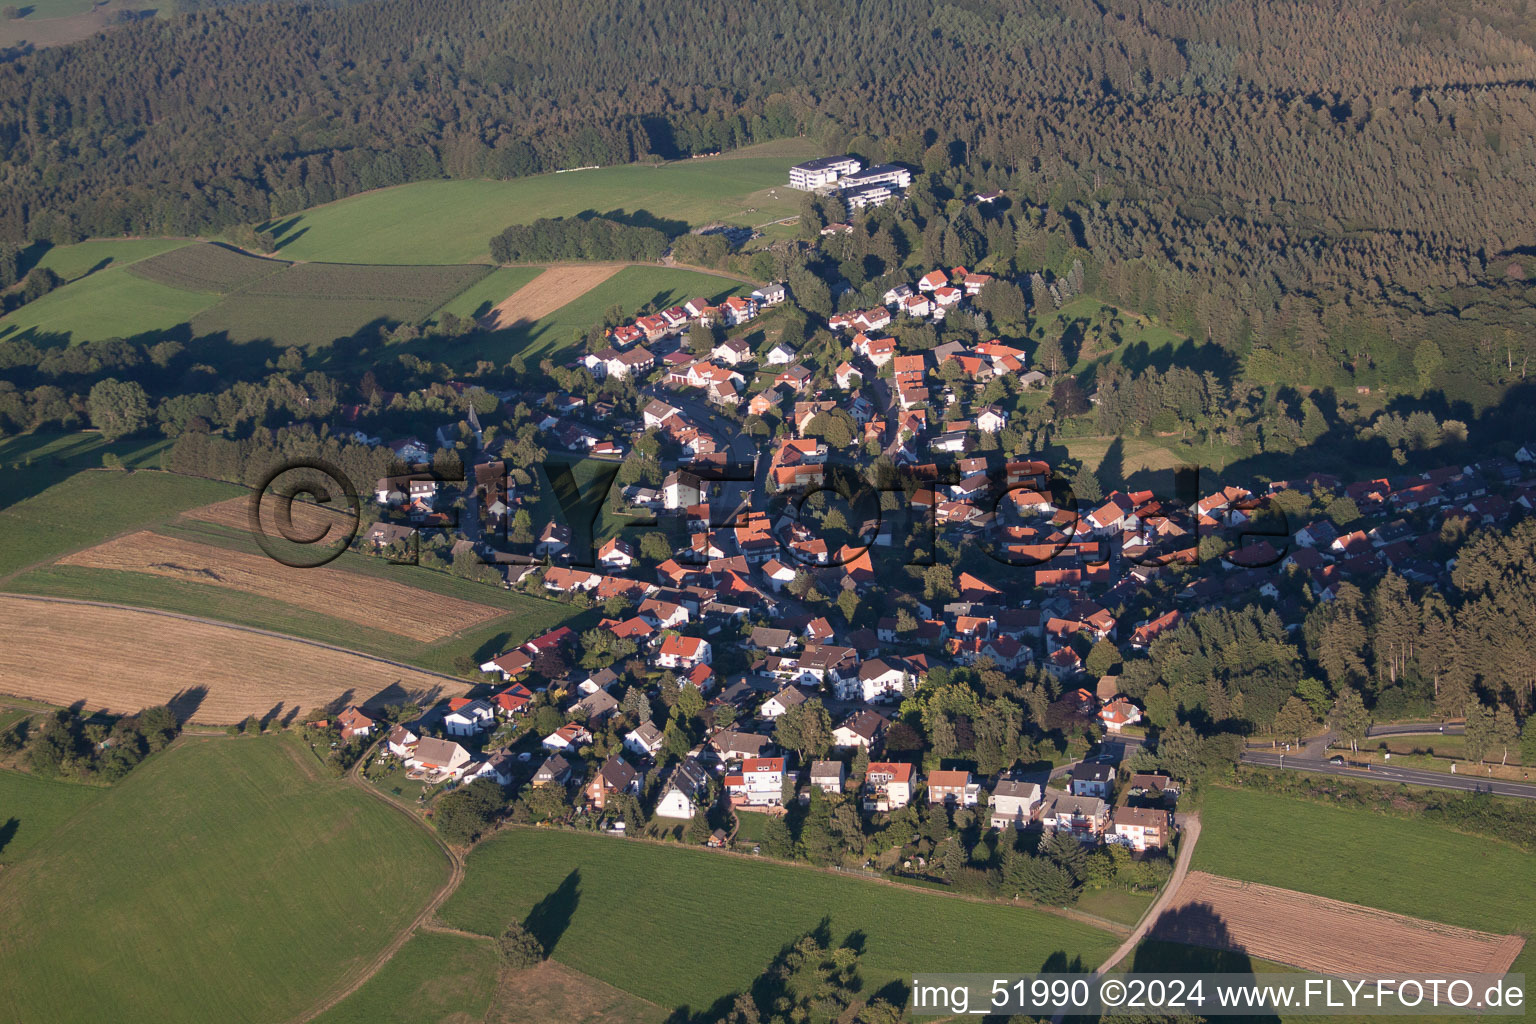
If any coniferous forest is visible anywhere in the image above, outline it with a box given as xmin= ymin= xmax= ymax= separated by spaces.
xmin=2 ymin=0 xmax=1536 ymax=404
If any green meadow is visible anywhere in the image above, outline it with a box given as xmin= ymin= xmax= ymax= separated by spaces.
xmin=431 ymin=265 xmax=545 ymax=321
xmin=0 ymin=734 xmax=449 ymax=1024
xmin=313 ymin=929 xmax=501 ymax=1024
xmin=0 ymin=768 xmax=104 ymax=864
xmin=268 ymin=144 xmax=814 ymax=265
xmin=440 ymin=828 xmax=1121 ymax=1014
xmin=0 ymin=262 xmax=222 ymax=344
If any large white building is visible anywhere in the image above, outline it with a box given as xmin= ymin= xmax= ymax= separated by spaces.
xmin=788 ymin=155 xmax=861 ymax=190
xmin=841 ymin=163 xmax=912 ymax=190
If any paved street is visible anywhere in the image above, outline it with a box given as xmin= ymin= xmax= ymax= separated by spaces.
xmin=1241 ymin=751 xmax=1536 ymax=800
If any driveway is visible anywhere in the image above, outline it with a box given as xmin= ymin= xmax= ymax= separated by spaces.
xmin=1095 ymin=811 xmax=1202 ymax=974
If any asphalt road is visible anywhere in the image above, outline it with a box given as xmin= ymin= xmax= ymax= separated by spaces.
xmin=1241 ymin=751 xmax=1536 ymax=800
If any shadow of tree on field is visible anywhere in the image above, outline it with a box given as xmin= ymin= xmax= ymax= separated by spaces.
xmin=0 ymin=817 xmax=18 ymax=858
xmin=166 ymin=685 xmax=208 ymax=723
xmin=523 ymin=869 xmax=581 ymax=958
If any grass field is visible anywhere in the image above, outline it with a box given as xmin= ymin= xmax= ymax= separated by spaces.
xmin=21 ymin=238 xmax=193 ymax=282
xmin=313 ymin=929 xmax=501 ymax=1024
xmin=266 ymin=141 xmax=817 ymax=265
xmin=1192 ymin=785 xmax=1534 ymax=982
xmin=0 ymin=263 xmax=221 ymax=345
xmin=442 ymin=264 xmax=749 ymax=365
xmin=0 ymin=467 xmax=240 ymax=578
xmin=0 ymin=768 xmax=103 ymax=865
xmin=439 ymin=828 xmax=1121 ymax=1014
xmin=0 ymin=735 xmax=449 ymax=1024
xmin=431 ymin=265 xmax=546 ymax=322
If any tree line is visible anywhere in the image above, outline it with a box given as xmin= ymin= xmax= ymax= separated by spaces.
xmin=488 ymin=216 xmax=669 ymax=265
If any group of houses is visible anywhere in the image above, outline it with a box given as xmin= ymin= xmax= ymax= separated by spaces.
xmin=787 ymin=155 xmax=914 ymax=209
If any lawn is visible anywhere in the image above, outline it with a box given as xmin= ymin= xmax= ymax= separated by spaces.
xmin=1192 ymin=785 xmax=1535 ymax=983
xmin=431 ymin=265 xmax=546 ymax=322
xmin=0 ymin=262 xmax=221 ymax=345
xmin=433 ymin=264 xmax=749 ymax=365
xmin=0 ymin=768 xmax=103 ymax=864
xmin=267 ymin=142 xmax=816 ymax=265
xmin=439 ymin=828 xmax=1121 ymax=1015
xmin=0 ymin=734 xmax=449 ymax=1024
xmin=313 ymin=929 xmax=501 ymax=1024
xmin=0 ymin=466 xmax=241 ymax=578
xmin=1074 ymin=884 xmax=1157 ymax=928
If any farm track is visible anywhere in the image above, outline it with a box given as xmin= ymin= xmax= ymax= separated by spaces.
xmin=290 ymin=737 xmax=469 ymax=1023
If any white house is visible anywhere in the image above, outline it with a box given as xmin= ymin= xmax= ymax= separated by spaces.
xmin=725 ymin=756 xmax=786 ymax=807
xmin=989 ymin=779 xmax=1042 ymax=829
xmin=655 ymin=760 xmax=710 ymax=818
xmin=657 ymin=634 xmax=711 ymax=669
xmin=623 ymin=721 xmax=665 ymax=758
xmin=542 ymin=722 xmax=593 ymax=752
xmin=836 ymin=659 xmax=906 ymax=703
xmin=1068 ymin=762 xmax=1114 ymax=800
xmin=443 ymin=699 xmax=495 ymax=737
xmin=766 ymin=342 xmax=797 ymax=365
xmin=761 ymin=686 xmax=807 ymax=719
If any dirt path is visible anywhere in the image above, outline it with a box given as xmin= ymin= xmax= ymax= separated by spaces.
xmin=290 ymin=741 xmax=469 ymax=1023
xmin=1095 ymin=811 xmax=1202 ymax=974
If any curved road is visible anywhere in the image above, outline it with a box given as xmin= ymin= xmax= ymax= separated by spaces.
xmin=1242 ymin=751 xmax=1536 ymax=800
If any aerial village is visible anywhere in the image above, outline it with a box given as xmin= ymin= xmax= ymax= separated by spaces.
xmin=345 ymin=156 xmax=1536 ymax=867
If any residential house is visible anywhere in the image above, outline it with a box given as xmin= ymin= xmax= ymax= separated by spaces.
xmin=654 ymin=760 xmax=711 ymax=819
xmin=1040 ymin=793 xmax=1109 ymax=842
xmin=809 ymin=760 xmax=846 ymax=794
xmin=989 ymin=779 xmax=1042 ymax=830
xmin=833 ymin=709 xmax=888 ymax=749
xmin=443 ymin=698 xmax=496 ymax=737
xmin=386 ymin=723 xmax=420 ymax=758
xmin=1110 ymin=806 xmax=1171 ymax=852
xmin=407 ymin=737 xmax=473 ymax=779
xmin=657 ymin=634 xmax=711 ymax=668
xmin=337 ymin=706 xmax=376 ymax=743
xmin=1099 ymin=698 xmax=1142 ymax=733
xmin=762 ymin=686 xmax=807 ymax=719
xmin=532 ymin=753 xmax=572 ymax=787
xmin=862 ymin=761 xmax=913 ymax=812
xmin=585 ymin=754 xmax=640 ymax=810
xmin=725 ymin=756 xmax=786 ymax=807
xmin=710 ymin=729 xmax=774 ymax=762
xmin=541 ymin=722 xmax=592 ymax=752
xmin=1068 ymin=762 xmax=1114 ymax=800
xmin=624 ymin=721 xmax=665 ymax=759
xmin=926 ymin=769 xmax=981 ymax=808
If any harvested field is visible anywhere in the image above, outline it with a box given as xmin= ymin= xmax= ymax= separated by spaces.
xmin=127 ymin=242 xmax=290 ymax=293
xmin=58 ymin=530 xmax=500 ymax=642
xmin=0 ymin=596 xmax=468 ymax=723
xmin=1150 ymin=871 xmax=1525 ymax=977
xmin=484 ymin=264 xmax=624 ymax=329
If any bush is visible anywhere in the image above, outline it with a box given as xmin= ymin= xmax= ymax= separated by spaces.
xmin=495 ymin=921 xmax=545 ymax=968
